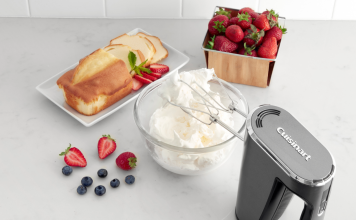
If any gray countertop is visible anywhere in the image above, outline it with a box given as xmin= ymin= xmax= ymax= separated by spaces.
xmin=0 ymin=18 xmax=355 ymax=220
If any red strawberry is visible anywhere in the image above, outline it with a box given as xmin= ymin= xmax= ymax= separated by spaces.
xmin=243 ymin=24 xmax=264 ymax=47
xmin=235 ymin=12 xmax=252 ymax=30
xmin=98 ymin=134 xmax=116 ymax=159
xmin=228 ymin=17 xmax=238 ymax=26
xmin=263 ymin=24 xmax=287 ymax=42
xmin=253 ymin=14 xmax=271 ymax=31
xmin=132 ymin=78 xmax=143 ymax=91
xmin=225 ymin=25 xmax=244 ymax=43
xmin=149 ymin=63 xmax=169 ymax=74
xmin=59 ymin=144 xmax=87 ymax=167
xmin=208 ymin=15 xmax=229 ymax=35
xmin=116 ymin=152 xmax=137 ymax=170
xmin=258 ymin=37 xmax=278 ymax=59
xmin=262 ymin=9 xmax=279 ymax=27
xmin=150 ymin=72 xmax=162 ymax=78
xmin=141 ymin=72 xmax=157 ymax=81
xmin=214 ymin=8 xmax=231 ymax=19
xmin=213 ymin=36 xmax=238 ymax=53
xmin=238 ymin=7 xmax=259 ymax=20
xmin=238 ymin=43 xmax=257 ymax=57
xmin=134 ymin=75 xmax=152 ymax=84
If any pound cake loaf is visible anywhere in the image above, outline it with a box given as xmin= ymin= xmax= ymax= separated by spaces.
xmin=57 ymin=49 xmax=132 ymax=116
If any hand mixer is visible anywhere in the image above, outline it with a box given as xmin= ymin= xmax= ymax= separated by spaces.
xmin=165 ymin=74 xmax=336 ymax=220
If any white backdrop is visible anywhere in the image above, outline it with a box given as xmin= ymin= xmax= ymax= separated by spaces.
xmin=0 ymin=0 xmax=355 ymax=20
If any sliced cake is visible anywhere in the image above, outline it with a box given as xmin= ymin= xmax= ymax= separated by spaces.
xmin=136 ymin=32 xmax=168 ymax=63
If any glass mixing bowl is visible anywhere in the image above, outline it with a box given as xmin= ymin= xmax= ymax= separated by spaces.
xmin=133 ymin=77 xmax=249 ymax=175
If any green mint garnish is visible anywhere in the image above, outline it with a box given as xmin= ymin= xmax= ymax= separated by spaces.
xmin=128 ymin=51 xmax=152 ymax=76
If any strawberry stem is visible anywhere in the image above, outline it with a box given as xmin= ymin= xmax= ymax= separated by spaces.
xmin=59 ymin=144 xmax=71 ymax=156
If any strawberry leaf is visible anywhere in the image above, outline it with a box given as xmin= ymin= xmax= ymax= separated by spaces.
xmin=102 ymin=134 xmax=115 ymax=142
xmin=205 ymin=35 xmax=215 ymax=49
xmin=59 ymin=144 xmax=71 ymax=156
xmin=277 ymin=24 xmax=287 ymax=34
xmin=213 ymin=21 xmax=226 ymax=33
xmin=215 ymin=8 xmax=231 ymax=19
xmin=128 ymin=157 xmax=137 ymax=168
xmin=237 ymin=12 xmax=250 ymax=22
xmin=128 ymin=51 xmax=136 ymax=70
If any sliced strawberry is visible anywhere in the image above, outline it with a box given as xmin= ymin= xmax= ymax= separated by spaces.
xmin=149 ymin=64 xmax=169 ymax=74
xmin=141 ymin=72 xmax=157 ymax=81
xmin=59 ymin=144 xmax=87 ymax=167
xmin=98 ymin=134 xmax=116 ymax=159
xmin=132 ymin=78 xmax=143 ymax=91
xmin=150 ymin=72 xmax=162 ymax=78
xmin=134 ymin=75 xmax=152 ymax=84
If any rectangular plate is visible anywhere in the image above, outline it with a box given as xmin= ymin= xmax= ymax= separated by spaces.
xmin=36 ymin=28 xmax=189 ymax=127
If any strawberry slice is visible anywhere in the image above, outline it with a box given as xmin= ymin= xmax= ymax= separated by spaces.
xmin=150 ymin=72 xmax=162 ymax=78
xmin=141 ymin=72 xmax=157 ymax=81
xmin=59 ymin=144 xmax=87 ymax=167
xmin=134 ymin=75 xmax=152 ymax=84
xmin=98 ymin=134 xmax=116 ymax=159
xmin=149 ymin=64 xmax=169 ymax=74
xmin=132 ymin=78 xmax=143 ymax=91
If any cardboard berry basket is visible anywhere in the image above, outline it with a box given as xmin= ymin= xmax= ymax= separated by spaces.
xmin=202 ymin=6 xmax=286 ymax=88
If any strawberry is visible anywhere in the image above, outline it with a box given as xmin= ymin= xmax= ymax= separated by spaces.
xmin=213 ymin=36 xmax=238 ymax=53
xmin=59 ymin=144 xmax=87 ymax=167
xmin=238 ymin=7 xmax=259 ymax=20
xmin=116 ymin=152 xmax=137 ymax=170
xmin=263 ymin=24 xmax=287 ymax=42
xmin=150 ymin=72 xmax=162 ymax=79
xmin=208 ymin=15 xmax=229 ymax=35
xmin=134 ymin=75 xmax=152 ymax=84
xmin=132 ymin=78 xmax=143 ymax=91
xmin=149 ymin=63 xmax=169 ymax=74
xmin=238 ymin=43 xmax=257 ymax=57
xmin=141 ymin=72 xmax=157 ymax=81
xmin=235 ymin=12 xmax=252 ymax=30
xmin=225 ymin=25 xmax=244 ymax=43
xmin=243 ymin=24 xmax=264 ymax=47
xmin=214 ymin=8 xmax=231 ymax=19
xmin=258 ymin=37 xmax=278 ymax=59
xmin=253 ymin=14 xmax=271 ymax=31
xmin=97 ymin=134 xmax=116 ymax=159
xmin=262 ymin=9 xmax=279 ymax=27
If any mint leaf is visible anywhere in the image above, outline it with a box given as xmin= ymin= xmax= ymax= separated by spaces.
xmin=128 ymin=51 xmax=136 ymax=70
xmin=138 ymin=66 xmax=152 ymax=74
xmin=138 ymin=59 xmax=148 ymax=67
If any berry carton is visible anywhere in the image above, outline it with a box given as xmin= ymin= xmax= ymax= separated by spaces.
xmin=202 ymin=6 xmax=286 ymax=88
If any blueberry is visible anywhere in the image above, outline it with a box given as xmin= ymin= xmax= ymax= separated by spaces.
xmin=125 ymin=175 xmax=135 ymax=185
xmin=94 ymin=185 xmax=106 ymax=196
xmin=62 ymin=166 xmax=72 ymax=176
xmin=81 ymin=176 xmax=93 ymax=187
xmin=77 ymin=185 xmax=87 ymax=195
xmin=97 ymin=169 xmax=108 ymax=178
xmin=110 ymin=178 xmax=120 ymax=188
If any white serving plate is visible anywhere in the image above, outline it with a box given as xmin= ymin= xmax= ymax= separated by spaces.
xmin=36 ymin=28 xmax=189 ymax=127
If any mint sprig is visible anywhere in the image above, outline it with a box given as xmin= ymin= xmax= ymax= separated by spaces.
xmin=128 ymin=51 xmax=152 ymax=77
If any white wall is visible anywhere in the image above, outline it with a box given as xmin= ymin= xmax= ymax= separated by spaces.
xmin=0 ymin=0 xmax=355 ymax=20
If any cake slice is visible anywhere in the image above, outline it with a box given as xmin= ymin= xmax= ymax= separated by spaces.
xmin=110 ymin=34 xmax=156 ymax=66
xmin=57 ymin=49 xmax=133 ymax=116
xmin=136 ymin=32 xmax=168 ymax=63
xmin=103 ymin=44 xmax=144 ymax=72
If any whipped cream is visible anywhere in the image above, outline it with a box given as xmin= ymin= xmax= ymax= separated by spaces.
xmin=149 ymin=68 xmax=236 ymax=172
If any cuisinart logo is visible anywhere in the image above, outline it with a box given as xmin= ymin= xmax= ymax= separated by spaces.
xmin=277 ymin=127 xmax=311 ymax=161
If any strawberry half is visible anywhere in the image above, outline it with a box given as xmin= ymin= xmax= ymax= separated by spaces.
xmin=149 ymin=64 xmax=169 ymax=74
xmin=150 ymin=72 xmax=162 ymax=79
xmin=132 ymin=78 xmax=143 ymax=91
xmin=116 ymin=152 xmax=137 ymax=170
xmin=98 ymin=134 xmax=117 ymax=159
xmin=59 ymin=144 xmax=87 ymax=167
xmin=141 ymin=72 xmax=157 ymax=81
xmin=134 ymin=75 xmax=152 ymax=84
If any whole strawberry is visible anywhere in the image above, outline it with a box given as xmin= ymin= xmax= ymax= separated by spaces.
xmin=238 ymin=7 xmax=259 ymax=20
xmin=234 ymin=12 xmax=252 ymax=30
xmin=98 ymin=134 xmax=116 ymax=159
xmin=262 ymin=9 xmax=279 ymax=27
xmin=208 ymin=15 xmax=229 ymax=35
xmin=213 ymin=36 xmax=238 ymax=52
xmin=243 ymin=24 xmax=264 ymax=47
xmin=258 ymin=37 xmax=278 ymax=59
xmin=215 ymin=8 xmax=231 ymax=19
xmin=225 ymin=25 xmax=244 ymax=43
xmin=263 ymin=24 xmax=287 ymax=42
xmin=59 ymin=144 xmax=87 ymax=167
xmin=238 ymin=43 xmax=257 ymax=57
xmin=253 ymin=14 xmax=271 ymax=31
xmin=116 ymin=152 xmax=137 ymax=170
